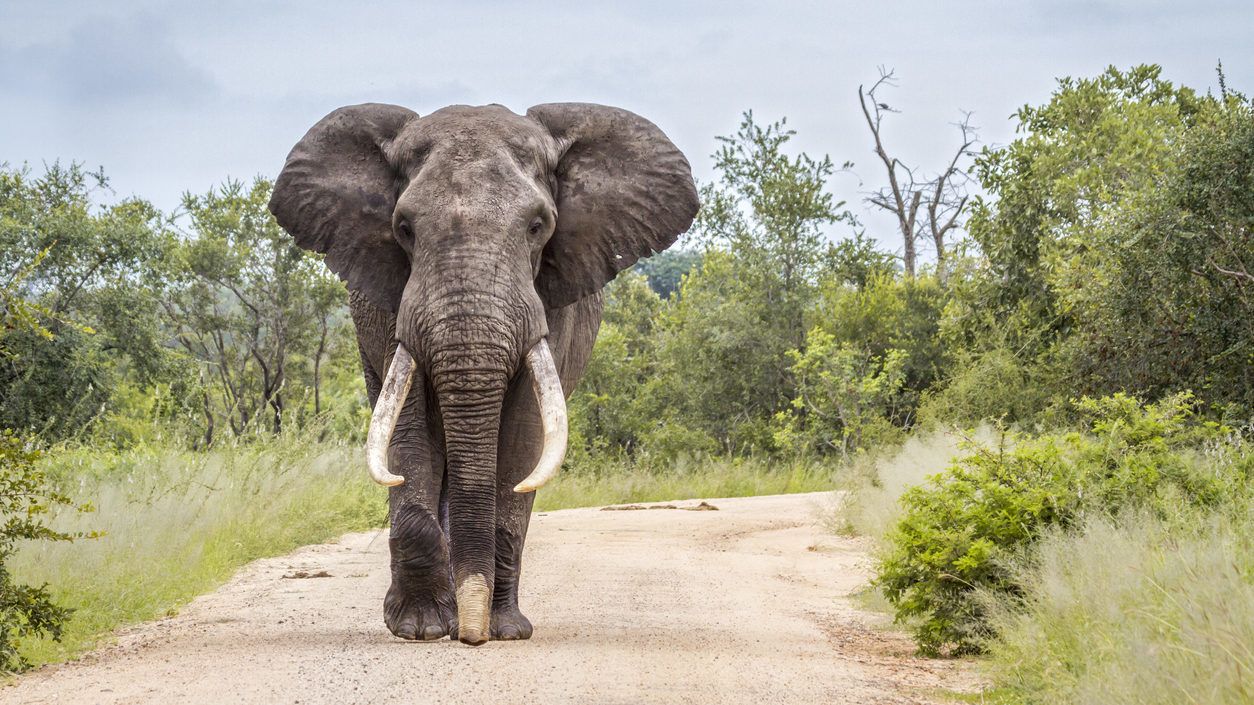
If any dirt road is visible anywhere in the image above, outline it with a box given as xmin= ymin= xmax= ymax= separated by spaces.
xmin=4 ymin=493 xmax=978 ymax=704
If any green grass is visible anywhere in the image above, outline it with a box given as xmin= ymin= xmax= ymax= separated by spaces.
xmin=986 ymin=511 xmax=1254 ymax=705
xmin=536 ymin=454 xmax=833 ymax=511
xmin=9 ymin=441 xmax=832 ymax=669
xmin=11 ymin=435 xmax=386 ymax=668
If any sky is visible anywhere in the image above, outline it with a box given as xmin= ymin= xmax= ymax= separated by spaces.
xmin=2 ymin=1 xmax=1251 ymax=252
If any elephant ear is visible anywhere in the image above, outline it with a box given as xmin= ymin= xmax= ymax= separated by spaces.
xmin=527 ymin=103 xmax=699 ymax=309
xmin=269 ymin=103 xmax=417 ymax=312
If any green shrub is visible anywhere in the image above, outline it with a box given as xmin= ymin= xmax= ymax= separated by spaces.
xmin=773 ymin=327 xmax=908 ymax=458
xmin=875 ymin=392 xmax=1245 ymax=655
xmin=915 ymin=346 xmax=1057 ymax=429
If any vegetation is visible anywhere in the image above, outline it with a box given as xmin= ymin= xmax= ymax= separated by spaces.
xmin=2 ymin=63 xmax=1250 ymax=703
xmin=875 ymin=393 xmax=1247 ymax=655
xmin=8 ymin=433 xmax=383 ymax=667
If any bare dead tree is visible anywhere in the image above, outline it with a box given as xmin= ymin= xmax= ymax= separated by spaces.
xmin=858 ymin=67 xmax=976 ymax=282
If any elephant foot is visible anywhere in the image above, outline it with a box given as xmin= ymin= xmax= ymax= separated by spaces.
xmin=490 ymin=604 xmax=534 ymax=641
xmin=385 ymin=505 xmax=457 ymax=641
xmin=384 ymin=580 xmax=457 ymax=641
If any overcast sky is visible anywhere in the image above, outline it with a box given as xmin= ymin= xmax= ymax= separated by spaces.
xmin=2 ymin=1 xmax=1251 ymax=251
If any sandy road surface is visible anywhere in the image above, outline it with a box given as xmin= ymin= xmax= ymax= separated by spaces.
xmin=4 ymin=492 xmax=978 ymax=704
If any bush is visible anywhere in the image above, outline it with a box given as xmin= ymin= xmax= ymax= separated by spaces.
xmin=915 ymin=346 xmax=1057 ymax=429
xmin=875 ymin=393 xmax=1246 ymax=655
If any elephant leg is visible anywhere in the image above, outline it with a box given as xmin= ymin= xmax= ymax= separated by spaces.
xmin=352 ymin=292 xmax=456 ymax=642
xmin=488 ymin=294 xmax=602 ymax=641
xmin=383 ymin=380 xmax=457 ymax=641
xmin=490 ymin=380 xmax=540 ymax=640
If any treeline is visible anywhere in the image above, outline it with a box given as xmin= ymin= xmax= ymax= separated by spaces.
xmin=2 ymin=65 xmax=1251 ymax=460
xmin=574 ymin=65 xmax=1253 ymax=469
xmin=1 ymin=172 xmax=366 ymax=447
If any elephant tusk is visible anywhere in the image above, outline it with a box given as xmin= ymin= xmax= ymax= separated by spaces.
xmin=513 ymin=339 xmax=567 ymax=493
xmin=364 ymin=344 xmax=415 ymax=487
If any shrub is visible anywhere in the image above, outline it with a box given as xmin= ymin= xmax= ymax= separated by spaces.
xmin=874 ymin=392 xmax=1246 ymax=655
xmin=773 ymin=327 xmax=908 ymax=458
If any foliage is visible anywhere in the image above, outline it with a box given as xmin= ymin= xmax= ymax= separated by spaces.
xmin=1061 ymin=89 xmax=1254 ymax=414
xmin=773 ymin=327 xmax=907 ymax=458
xmin=813 ymin=272 xmax=947 ymax=423
xmin=165 ymin=178 xmax=350 ymax=441
xmin=951 ymin=65 xmax=1253 ymax=420
xmin=0 ymin=163 xmax=171 ymax=439
xmin=875 ymin=393 xmax=1245 ymax=655
xmin=568 ymin=273 xmax=662 ymax=459
xmin=632 ymin=112 xmax=856 ymax=452
xmin=916 ymin=346 xmax=1058 ymax=429
xmin=0 ymin=230 xmax=95 ymax=674
xmin=632 ymin=249 xmax=701 ymax=299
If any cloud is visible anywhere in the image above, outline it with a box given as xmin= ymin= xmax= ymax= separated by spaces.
xmin=0 ymin=11 xmax=217 ymax=109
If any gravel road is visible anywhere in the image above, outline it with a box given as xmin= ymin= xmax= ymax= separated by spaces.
xmin=4 ymin=492 xmax=978 ymax=704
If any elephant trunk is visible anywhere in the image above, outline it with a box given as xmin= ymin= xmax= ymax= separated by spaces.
xmin=428 ymin=329 xmax=512 ymax=646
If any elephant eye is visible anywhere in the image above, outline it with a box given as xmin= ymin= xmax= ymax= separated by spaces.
xmin=397 ymin=221 xmax=414 ymax=242
xmin=528 ymin=217 xmax=544 ymax=237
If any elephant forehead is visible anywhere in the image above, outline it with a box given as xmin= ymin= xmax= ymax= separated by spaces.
xmin=393 ymin=105 xmax=554 ymax=170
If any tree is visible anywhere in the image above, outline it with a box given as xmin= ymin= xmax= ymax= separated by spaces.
xmin=0 ymin=250 xmax=94 ymax=674
xmin=643 ymin=112 xmax=855 ymax=450
xmin=632 ymin=249 xmax=701 ymax=299
xmin=858 ymin=68 xmax=976 ymax=281
xmin=943 ymin=65 xmax=1248 ymax=416
xmin=165 ymin=178 xmax=347 ymax=441
xmin=567 ymin=272 xmax=663 ymax=458
xmin=0 ymin=163 xmax=170 ymax=439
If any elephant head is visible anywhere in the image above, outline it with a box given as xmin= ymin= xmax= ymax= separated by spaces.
xmin=269 ymin=102 xmax=697 ymax=643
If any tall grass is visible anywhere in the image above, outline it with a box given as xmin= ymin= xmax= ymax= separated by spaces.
xmin=10 ymin=434 xmax=386 ymax=667
xmin=830 ymin=427 xmax=993 ymax=541
xmin=987 ymin=512 xmax=1254 ymax=705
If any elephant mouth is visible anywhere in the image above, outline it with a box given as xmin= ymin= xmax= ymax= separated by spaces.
xmin=363 ymin=338 xmax=568 ymax=493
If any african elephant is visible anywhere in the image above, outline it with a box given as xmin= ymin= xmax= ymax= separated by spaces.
xmin=268 ymin=103 xmax=698 ymax=645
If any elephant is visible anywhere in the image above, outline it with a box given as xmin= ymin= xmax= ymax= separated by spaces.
xmin=268 ymin=103 xmax=699 ymax=645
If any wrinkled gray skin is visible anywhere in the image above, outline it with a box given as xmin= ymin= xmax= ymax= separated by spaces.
xmin=269 ymin=103 xmax=698 ymax=645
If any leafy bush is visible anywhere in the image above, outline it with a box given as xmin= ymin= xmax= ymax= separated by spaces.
xmin=774 ymin=327 xmax=907 ymax=458
xmin=0 ymin=432 xmax=93 ymax=673
xmin=875 ymin=393 xmax=1246 ymax=654
xmin=915 ymin=346 xmax=1057 ymax=429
